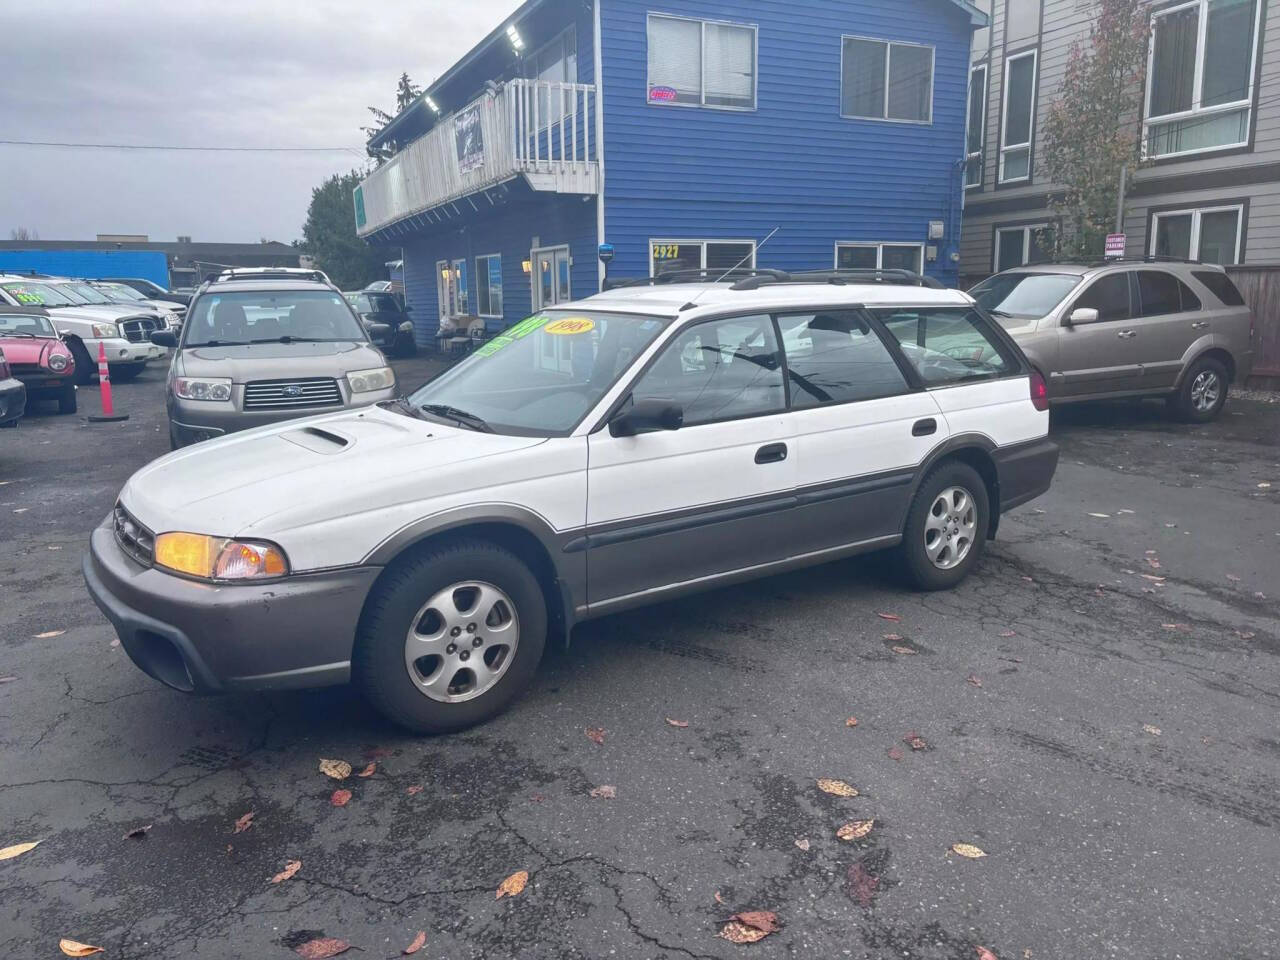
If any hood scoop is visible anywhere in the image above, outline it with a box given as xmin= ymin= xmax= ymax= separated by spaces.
xmin=280 ymin=426 xmax=351 ymax=454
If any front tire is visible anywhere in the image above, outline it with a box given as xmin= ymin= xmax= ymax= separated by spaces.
xmin=1169 ymin=355 xmax=1228 ymax=423
xmin=898 ymin=461 xmax=990 ymax=591
xmin=354 ymin=539 xmax=547 ymax=734
xmin=108 ymin=362 xmax=145 ymax=383
xmin=68 ymin=340 xmax=94 ymax=386
xmin=57 ymin=383 xmax=77 ymax=415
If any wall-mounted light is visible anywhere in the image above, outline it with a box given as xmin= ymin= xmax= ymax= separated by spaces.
xmin=522 ymin=260 xmax=532 ymax=274
xmin=425 ymin=95 xmax=440 ymax=114
xmin=506 ymin=24 xmax=525 ymax=52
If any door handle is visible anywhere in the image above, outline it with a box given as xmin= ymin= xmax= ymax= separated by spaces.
xmin=912 ymin=418 xmax=938 ymax=437
xmin=1117 ymin=330 xmax=1137 ymax=339
xmin=1191 ymin=321 xmax=1209 ymax=330
xmin=755 ymin=442 xmax=788 ymax=465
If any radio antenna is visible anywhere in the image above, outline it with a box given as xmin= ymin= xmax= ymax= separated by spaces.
xmin=681 ymin=226 xmax=781 ymax=310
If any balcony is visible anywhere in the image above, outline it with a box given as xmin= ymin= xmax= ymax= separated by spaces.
xmin=355 ymin=80 xmax=599 ymax=239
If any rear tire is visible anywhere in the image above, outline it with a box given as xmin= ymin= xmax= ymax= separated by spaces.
xmin=354 ymin=539 xmax=547 ymax=734
xmin=108 ymin=362 xmax=145 ymax=383
xmin=57 ymin=383 xmax=77 ymax=415
xmin=898 ymin=461 xmax=990 ymax=591
xmin=1169 ymin=355 xmax=1228 ymax=423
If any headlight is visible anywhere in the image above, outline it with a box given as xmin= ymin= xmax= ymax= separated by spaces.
xmin=163 ymin=311 xmax=178 ymax=324
xmin=154 ymin=532 xmax=289 ymax=580
xmin=173 ymin=377 xmax=232 ymax=401
xmin=48 ymin=352 xmax=69 ymax=372
xmin=398 ymin=321 xmax=413 ymax=332
xmin=347 ymin=366 xmax=395 ymax=393
xmin=92 ymin=322 xmax=120 ymax=338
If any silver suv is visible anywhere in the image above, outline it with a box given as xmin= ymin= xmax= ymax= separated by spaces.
xmin=970 ymin=259 xmax=1254 ymax=421
xmin=152 ymin=271 xmax=397 ymax=448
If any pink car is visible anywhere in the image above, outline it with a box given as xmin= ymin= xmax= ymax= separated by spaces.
xmin=0 ymin=305 xmax=77 ymax=414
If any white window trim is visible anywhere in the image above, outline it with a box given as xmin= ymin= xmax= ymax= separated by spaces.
xmin=649 ymin=238 xmax=757 ymax=277
xmin=998 ymin=49 xmax=1038 ymax=184
xmin=1149 ymin=203 xmax=1244 ymax=263
xmin=1142 ymin=0 xmax=1262 ymax=160
xmin=529 ymin=244 xmax=571 ymax=311
xmin=450 ymin=258 xmax=471 ymax=314
xmin=966 ymin=64 xmax=987 ymax=188
xmin=994 ymin=224 xmax=1050 ymax=271
xmin=839 ymin=35 xmax=936 ymax=125
xmin=475 ymin=252 xmax=504 ymax=319
xmin=646 ymin=13 xmax=759 ymax=112
xmin=833 ymin=242 xmax=926 ymax=272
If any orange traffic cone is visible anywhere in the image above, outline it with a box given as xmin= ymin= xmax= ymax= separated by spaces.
xmin=87 ymin=341 xmax=129 ymax=423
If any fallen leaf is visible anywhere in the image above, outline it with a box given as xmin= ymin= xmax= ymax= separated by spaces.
xmin=0 ymin=840 xmax=40 ymax=861
xmin=1259 ymin=482 xmax=1272 ymax=489
xmin=402 ymin=930 xmax=427 ymax=955
xmin=293 ymin=937 xmax=351 ymax=959
xmin=718 ymin=921 xmax=769 ymax=944
xmin=1237 ymin=630 xmax=1256 ymax=640
xmin=887 ymin=746 xmax=904 ymax=761
xmin=1088 ymin=512 xmax=1110 ymax=518
xmin=1162 ymin=623 xmax=1191 ymax=632
xmin=122 ymin=824 xmax=152 ymax=840
xmin=589 ymin=785 xmax=617 ymax=799
xmin=1021 ymin=575 xmax=1034 ymax=582
xmin=816 ymin=778 xmax=859 ymax=797
xmin=12 ymin=507 xmax=27 ymax=514
xmin=904 ymin=731 xmax=928 ymax=751
xmin=330 ymin=789 xmax=353 ymax=807
xmin=951 ymin=843 xmax=987 ymax=859
xmin=1226 ymin=574 xmax=1241 ymax=582
xmin=34 ymin=630 xmax=65 ymax=639
xmin=406 ymin=785 xmax=423 ymax=796
xmin=847 ymin=860 xmax=880 ymax=907
xmin=496 ymin=870 xmax=529 ymax=899
xmin=1140 ymin=574 xmax=1166 ymax=582
xmin=999 ymin=630 xmax=1016 ymax=637
xmin=271 ymin=859 xmax=302 ymax=883
xmin=1024 ymin=951 xmax=1033 ymax=959
xmin=0 ymin=676 xmax=16 ymax=684
xmin=877 ymin=612 xmax=901 ymax=621
xmin=714 ymin=890 xmax=726 ymax=905
xmin=845 ymin=716 xmax=859 ymax=727
xmin=718 ymin=911 xmax=781 ymax=943
xmin=891 ymin=646 xmax=916 ymax=656
xmin=967 ymin=674 xmax=983 ymax=688
xmin=318 ymin=758 xmax=351 ymax=780
xmin=58 ymin=939 xmax=104 ymax=957
xmin=109 ymin=639 xmax=120 ymax=648
xmin=794 ymin=838 xmax=810 ymax=851
xmin=882 ymin=633 xmax=904 ymax=641
xmin=1146 ymin=557 xmax=1162 ymax=569
xmin=1118 ymin=509 xmax=1135 ymax=515
xmin=1143 ymin=724 xmax=1162 ymax=736
xmin=837 ymin=819 xmax=875 ymax=841
xmin=975 ymin=948 xmax=999 ymax=960
xmin=664 ymin=717 xmax=689 ymax=728
xmin=585 ymin=727 xmax=605 ymax=745
xmin=528 ymin=793 xmax=544 ymax=803
xmin=232 ymin=811 xmax=255 ymax=834
xmin=357 ymin=762 xmax=377 ymax=778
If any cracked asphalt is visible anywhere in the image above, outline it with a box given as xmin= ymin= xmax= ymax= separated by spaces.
xmin=2 ymin=358 xmax=1279 ymax=959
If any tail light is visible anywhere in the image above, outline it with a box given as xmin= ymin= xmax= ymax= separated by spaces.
xmin=1029 ymin=369 xmax=1049 ymax=412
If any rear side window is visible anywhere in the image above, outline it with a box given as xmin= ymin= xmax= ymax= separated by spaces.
xmin=776 ymin=311 xmax=908 ymax=408
xmin=1193 ymin=270 xmax=1246 ymax=307
xmin=875 ymin=307 xmax=1017 ymax=385
xmin=1072 ymin=274 xmax=1131 ymax=322
xmin=1137 ymin=270 xmax=1184 ymax=316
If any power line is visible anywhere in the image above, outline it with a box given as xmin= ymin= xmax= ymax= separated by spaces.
xmin=0 ymin=138 xmax=367 ymax=156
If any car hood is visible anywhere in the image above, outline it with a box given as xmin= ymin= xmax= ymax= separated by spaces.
xmin=139 ymin=298 xmax=185 ymax=313
xmin=41 ymin=304 xmax=148 ymax=325
xmin=119 ymin=405 xmax=545 ymax=542
xmin=990 ymin=313 xmax=1042 ymax=337
xmin=0 ymin=335 xmax=66 ymax=365
xmin=176 ymin=341 xmax=385 ymax=382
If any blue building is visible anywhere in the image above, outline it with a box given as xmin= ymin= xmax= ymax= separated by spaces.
xmin=356 ymin=0 xmax=987 ymax=342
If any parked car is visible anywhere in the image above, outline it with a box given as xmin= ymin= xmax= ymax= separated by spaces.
xmin=0 ymin=275 xmax=166 ymax=385
xmin=343 ymin=291 xmax=416 ymax=356
xmin=0 ymin=306 xmax=77 ymax=414
xmin=90 ymin=281 xmax=186 ymax=327
xmin=102 ymin=277 xmax=191 ymax=307
xmin=151 ymin=272 xmax=397 ymax=448
xmin=85 ymin=268 xmax=1058 ymax=733
xmin=969 ymin=258 xmax=1254 ymax=422
xmin=0 ymin=346 xmax=26 ymax=428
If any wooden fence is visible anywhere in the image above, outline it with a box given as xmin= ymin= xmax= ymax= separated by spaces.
xmin=1225 ymin=265 xmax=1280 ymax=387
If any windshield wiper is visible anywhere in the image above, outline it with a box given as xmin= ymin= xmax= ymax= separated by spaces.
xmin=986 ymin=308 xmax=1015 ymax=318
xmin=379 ymin=397 xmax=429 ymax=421
xmin=192 ymin=339 xmax=249 ymax=347
xmin=0 ymin=331 xmax=37 ymax=338
xmin=248 ymin=336 xmax=330 ymax=344
xmin=420 ymin=403 xmax=493 ymax=433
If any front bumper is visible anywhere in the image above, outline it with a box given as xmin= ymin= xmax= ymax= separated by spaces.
xmin=168 ymin=386 xmax=397 ymax=445
xmin=91 ymin=337 xmax=165 ymax=365
xmin=994 ymin=438 xmax=1060 ymax=512
xmin=0 ymin=377 xmax=26 ymax=425
xmin=83 ymin=520 xmax=381 ymax=693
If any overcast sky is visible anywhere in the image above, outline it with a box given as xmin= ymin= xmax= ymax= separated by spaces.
xmin=0 ymin=0 xmax=514 ymax=244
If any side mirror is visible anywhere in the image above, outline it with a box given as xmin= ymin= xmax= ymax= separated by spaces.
xmin=1065 ymin=307 xmax=1098 ymax=327
xmin=150 ymin=330 xmax=177 ymax=348
xmin=609 ymin=398 xmax=684 ymax=437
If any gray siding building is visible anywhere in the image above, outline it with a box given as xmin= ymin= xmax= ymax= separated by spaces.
xmin=961 ymin=0 xmax=1276 ymax=283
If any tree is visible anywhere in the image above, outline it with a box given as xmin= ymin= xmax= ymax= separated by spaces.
xmin=299 ymin=171 xmax=387 ymax=290
xmin=396 ymin=72 xmax=422 ymax=112
xmin=1041 ymin=0 xmax=1150 ymax=259
xmin=9 ymin=227 xmax=39 ymax=241
xmin=363 ymin=72 xmax=422 ymax=164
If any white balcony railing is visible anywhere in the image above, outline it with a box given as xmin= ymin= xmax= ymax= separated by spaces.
xmin=355 ymin=80 xmax=599 ymax=238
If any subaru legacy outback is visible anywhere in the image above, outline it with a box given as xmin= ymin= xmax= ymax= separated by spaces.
xmin=84 ymin=269 xmax=1058 ymax=733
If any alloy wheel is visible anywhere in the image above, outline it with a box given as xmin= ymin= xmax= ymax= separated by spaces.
xmin=403 ymin=581 xmax=519 ymax=703
xmin=924 ymin=486 xmax=977 ymax=570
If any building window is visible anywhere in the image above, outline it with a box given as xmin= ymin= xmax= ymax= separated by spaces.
xmin=966 ymin=65 xmax=987 ymax=188
xmin=451 ymin=258 xmax=470 ymax=315
xmin=525 ymin=27 xmax=577 ymax=125
xmin=1145 ymin=0 xmax=1260 ymax=159
xmin=995 ymin=224 xmax=1053 ymax=271
xmin=999 ymin=50 xmax=1037 ymax=183
xmin=647 ymin=15 xmax=756 ymax=110
xmin=650 ymin=239 xmax=756 ymax=277
xmin=841 ymin=36 xmax=935 ymax=123
xmin=835 ymin=242 xmax=924 ymax=273
xmin=1151 ymin=205 xmax=1243 ymax=264
xmin=475 ymin=253 xmax=504 ymax=317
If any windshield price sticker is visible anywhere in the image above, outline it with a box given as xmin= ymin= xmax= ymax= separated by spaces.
xmin=474 ymin=314 xmax=556 ymax=358
xmin=545 ymin=317 xmax=595 ymax=336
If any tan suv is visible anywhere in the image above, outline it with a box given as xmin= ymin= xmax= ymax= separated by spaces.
xmin=970 ymin=259 xmax=1254 ymax=421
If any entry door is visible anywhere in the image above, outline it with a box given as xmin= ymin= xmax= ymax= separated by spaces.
xmin=532 ymin=247 xmax=571 ymax=312
xmin=436 ymin=259 xmax=452 ymax=323
xmin=1056 ymin=271 xmax=1145 ymax=397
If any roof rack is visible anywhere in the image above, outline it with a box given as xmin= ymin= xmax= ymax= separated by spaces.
xmin=212 ymin=268 xmax=331 ymax=284
xmin=731 ymin=268 xmax=945 ymax=291
xmin=604 ymin=268 xmax=789 ymax=290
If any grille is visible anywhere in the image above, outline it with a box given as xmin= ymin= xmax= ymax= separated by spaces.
xmin=114 ymin=503 xmax=155 ymax=567
xmin=121 ymin=317 xmax=159 ymax=343
xmin=243 ymin=377 xmax=343 ymax=411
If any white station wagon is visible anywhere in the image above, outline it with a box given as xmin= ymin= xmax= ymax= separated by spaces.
xmin=84 ymin=270 xmax=1058 ymax=732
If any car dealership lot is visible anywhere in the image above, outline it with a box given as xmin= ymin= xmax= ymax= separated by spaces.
xmin=2 ymin=364 xmax=1278 ymax=958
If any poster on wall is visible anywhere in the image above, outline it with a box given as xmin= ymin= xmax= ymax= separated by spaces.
xmin=455 ymin=105 xmax=486 ymax=174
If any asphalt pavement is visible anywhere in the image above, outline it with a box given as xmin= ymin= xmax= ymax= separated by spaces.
xmin=2 ymin=358 xmax=1278 ymax=959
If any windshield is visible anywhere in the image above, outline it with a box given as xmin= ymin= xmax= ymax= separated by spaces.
xmin=0 ymin=312 xmax=57 ymax=337
xmin=0 ymin=281 xmax=79 ymax=307
xmin=97 ymin=283 xmax=145 ymax=302
xmin=60 ymin=282 xmax=113 ymax=305
xmin=969 ymin=273 xmax=1082 ymax=320
xmin=408 ymin=310 xmax=669 ymax=435
xmin=183 ymin=290 xmax=367 ymax=346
